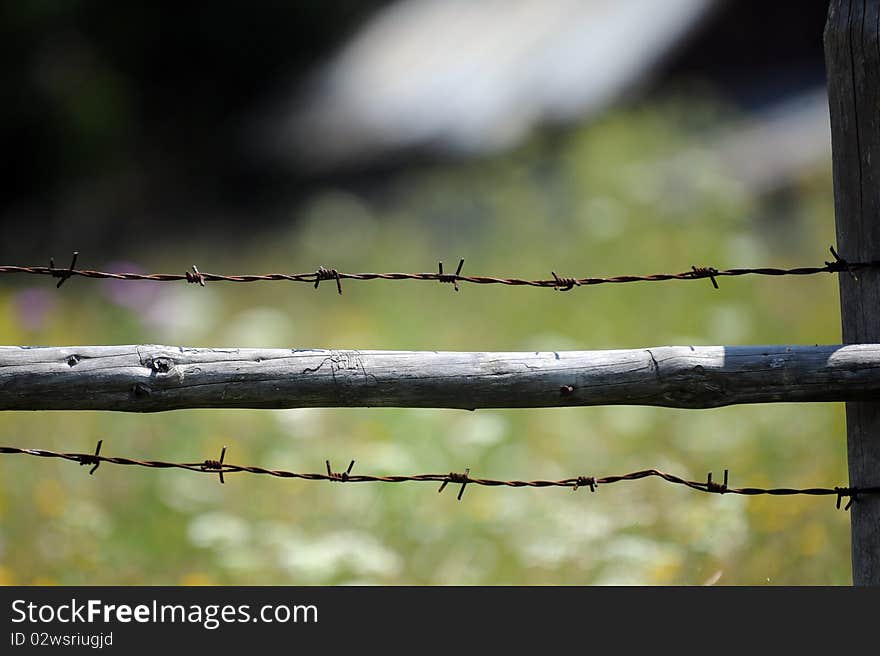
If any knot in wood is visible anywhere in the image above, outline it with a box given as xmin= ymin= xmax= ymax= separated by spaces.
xmin=131 ymin=383 xmax=152 ymax=398
xmin=150 ymin=357 xmax=173 ymax=374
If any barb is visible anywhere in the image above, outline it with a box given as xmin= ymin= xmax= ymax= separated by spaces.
xmin=437 ymin=259 xmax=465 ymax=292
xmin=185 ymin=265 xmax=206 ymax=287
xmin=438 ymin=468 xmax=471 ymax=501
xmin=326 ymin=459 xmax=355 ymax=482
xmin=49 ymin=251 xmax=79 ymax=288
xmin=2 ymin=444 xmax=878 ymax=510
xmin=552 ymin=271 xmax=580 ymax=291
xmin=826 ymin=246 xmax=858 ymax=281
xmin=77 ymin=439 xmax=102 ymax=475
xmin=573 ymin=475 xmax=596 ymax=492
xmin=691 ymin=266 xmax=719 ymax=289
xmin=3 ymin=247 xmax=876 ymax=294
xmin=314 ymin=267 xmax=342 ymax=295
xmin=201 ymin=446 xmax=227 ymax=484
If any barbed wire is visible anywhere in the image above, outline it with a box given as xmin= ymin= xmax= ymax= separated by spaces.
xmin=1 ymin=441 xmax=876 ymax=510
xmin=0 ymin=247 xmax=872 ymax=294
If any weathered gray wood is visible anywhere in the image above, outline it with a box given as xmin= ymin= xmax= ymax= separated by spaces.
xmin=826 ymin=0 xmax=880 ymax=586
xmin=0 ymin=344 xmax=878 ymax=412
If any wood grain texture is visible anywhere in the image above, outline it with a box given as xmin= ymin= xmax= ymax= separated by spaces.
xmin=0 ymin=344 xmax=878 ymax=412
xmin=826 ymin=0 xmax=880 ymax=585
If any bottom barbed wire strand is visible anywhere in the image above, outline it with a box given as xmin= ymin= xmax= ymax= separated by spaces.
xmin=1 ymin=444 xmax=878 ymax=510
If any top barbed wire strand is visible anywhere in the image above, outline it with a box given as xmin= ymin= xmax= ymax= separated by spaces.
xmin=0 ymin=247 xmax=873 ymax=294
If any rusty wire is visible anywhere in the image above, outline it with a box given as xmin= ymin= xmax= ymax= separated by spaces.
xmin=1 ymin=442 xmax=876 ymax=510
xmin=0 ymin=247 xmax=873 ymax=294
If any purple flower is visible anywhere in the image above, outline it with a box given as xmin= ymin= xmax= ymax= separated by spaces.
xmin=13 ymin=288 xmax=56 ymax=331
xmin=100 ymin=261 xmax=162 ymax=312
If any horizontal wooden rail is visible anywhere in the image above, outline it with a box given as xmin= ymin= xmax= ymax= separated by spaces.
xmin=1 ymin=344 xmax=879 ymax=412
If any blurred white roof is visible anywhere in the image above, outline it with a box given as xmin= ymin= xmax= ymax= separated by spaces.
xmin=280 ymin=0 xmax=717 ymax=167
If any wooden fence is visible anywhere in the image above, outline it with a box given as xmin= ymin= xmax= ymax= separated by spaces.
xmin=2 ymin=344 xmax=880 ymax=412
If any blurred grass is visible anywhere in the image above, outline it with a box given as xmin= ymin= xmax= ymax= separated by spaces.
xmin=0 ymin=100 xmax=849 ymax=585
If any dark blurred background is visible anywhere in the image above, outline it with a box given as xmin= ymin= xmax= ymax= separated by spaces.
xmin=2 ymin=0 xmax=830 ymax=257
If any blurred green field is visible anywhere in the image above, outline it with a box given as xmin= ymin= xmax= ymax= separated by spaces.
xmin=0 ymin=101 xmax=850 ymax=585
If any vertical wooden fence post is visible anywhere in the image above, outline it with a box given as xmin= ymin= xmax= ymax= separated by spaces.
xmin=825 ymin=0 xmax=880 ymax=585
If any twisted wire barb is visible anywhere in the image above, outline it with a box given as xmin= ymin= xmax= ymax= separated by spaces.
xmin=1 ymin=247 xmax=875 ymax=293
xmin=1 ymin=444 xmax=876 ymax=510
